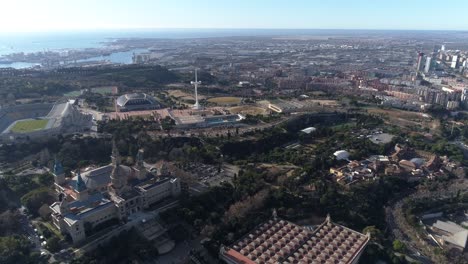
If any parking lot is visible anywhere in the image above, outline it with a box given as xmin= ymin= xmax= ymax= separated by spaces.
xmin=369 ymin=132 xmax=394 ymax=144
xmin=181 ymin=162 xmax=239 ymax=187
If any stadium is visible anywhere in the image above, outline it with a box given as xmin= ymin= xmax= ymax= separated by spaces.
xmin=0 ymin=102 xmax=93 ymax=141
xmin=116 ymin=93 xmax=161 ymax=112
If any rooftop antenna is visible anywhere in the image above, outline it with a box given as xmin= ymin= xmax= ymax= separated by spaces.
xmin=191 ymin=68 xmax=201 ymax=110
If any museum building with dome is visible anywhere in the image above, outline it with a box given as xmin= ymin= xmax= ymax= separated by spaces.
xmin=49 ymin=142 xmax=180 ymax=244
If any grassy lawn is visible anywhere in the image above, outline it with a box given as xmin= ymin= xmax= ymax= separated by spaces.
xmin=207 ymin=96 xmax=242 ymax=105
xmin=367 ymin=107 xmax=441 ymax=134
xmin=63 ymin=91 xmax=82 ymax=97
xmin=92 ymin=86 xmax=115 ymax=95
xmin=167 ymin=89 xmax=189 ymax=97
xmin=11 ymin=119 xmax=48 ymax=133
xmin=331 ymin=122 xmax=356 ymax=130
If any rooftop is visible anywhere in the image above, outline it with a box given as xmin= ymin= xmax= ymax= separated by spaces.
xmin=433 ymin=220 xmax=468 ymax=248
xmin=173 ymin=115 xmax=205 ymax=125
xmin=301 ymin=127 xmax=317 ymax=134
xmin=116 ymin=93 xmax=158 ymax=107
xmin=67 ymin=192 xmax=112 ymax=216
xmin=136 ymin=177 xmax=172 ymax=191
xmin=222 ymin=217 xmax=369 ymax=264
xmin=57 ymin=192 xmax=114 ymax=226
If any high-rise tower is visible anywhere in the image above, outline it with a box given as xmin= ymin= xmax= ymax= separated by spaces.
xmin=451 ymin=55 xmax=459 ymax=69
xmin=416 ymin=52 xmax=425 ymax=73
xmin=191 ymin=69 xmax=201 ymax=110
xmin=424 ymin=57 xmax=432 ymax=73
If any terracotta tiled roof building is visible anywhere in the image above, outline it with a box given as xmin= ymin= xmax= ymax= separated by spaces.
xmin=220 ymin=215 xmax=369 ymax=264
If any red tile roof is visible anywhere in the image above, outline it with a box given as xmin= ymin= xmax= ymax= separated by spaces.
xmin=221 ymin=217 xmax=369 ymax=264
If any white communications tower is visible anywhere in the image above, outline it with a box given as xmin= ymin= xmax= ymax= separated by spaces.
xmin=191 ymin=69 xmax=201 ymax=110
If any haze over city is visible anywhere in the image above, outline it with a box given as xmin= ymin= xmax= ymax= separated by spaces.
xmin=1 ymin=0 xmax=468 ymax=32
xmin=1 ymin=1 xmax=468 ymax=264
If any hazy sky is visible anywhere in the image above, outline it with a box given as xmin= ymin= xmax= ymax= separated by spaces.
xmin=1 ymin=0 xmax=468 ymax=32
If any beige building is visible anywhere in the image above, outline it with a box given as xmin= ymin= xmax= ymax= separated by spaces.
xmin=50 ymin=143 xmax=181 ymax=244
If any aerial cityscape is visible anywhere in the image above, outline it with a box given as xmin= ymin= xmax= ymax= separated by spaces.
xmin=0 ymin=1 xmax=467 ymax=264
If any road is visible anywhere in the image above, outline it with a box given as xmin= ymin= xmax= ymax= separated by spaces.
xmin=19 ymin=208 xmax=42 ymax=251
xmin=385 ymin=204 xmax=433 ymax=264
xmin=18 ymin=207 xmax=57 ymax=261
xmin=385 ymin=179 xmax=468 ymax=264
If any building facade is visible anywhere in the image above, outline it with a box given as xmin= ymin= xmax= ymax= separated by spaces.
xmin=49 ymin=144 xmax=181 ymax=244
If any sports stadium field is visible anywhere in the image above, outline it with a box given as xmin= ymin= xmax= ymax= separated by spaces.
xmin=10 ymin=119 xmax=49 ymax=133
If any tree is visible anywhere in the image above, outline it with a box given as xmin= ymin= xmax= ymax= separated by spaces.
xmin=45 ymin=236 xmax=60 ymax=253
xmin=223 ymin=189 xmax=269 ymax=224
xmin=362 ymin=226 xmax=383 ymax=244
xmin=70 ymin=228 xmax=158 ymax=263
xmin=0 ymin=235 xmax=45 ymax=264
xmin=3 ymin=174 xmax=38 ymax=197
xmin=392 ymin=240 xmax=407 ymax=252
xmin=161 ymin=116 xmax=175 ymax=131
xmin=0 ymin=210 xmax=22 ymax=236
xmin=38 ymin=148 xmax=50 ymax=166
xmin=37 ymin=173 xmax=54 ymax=187
xmin=20 ymin=188 xmax=54 ymax=217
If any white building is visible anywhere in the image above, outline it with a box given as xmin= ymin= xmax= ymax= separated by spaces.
xmin=431 ymin=220 xmax=468 ymax=251
xmin=451 ymin=55 xmax=459 ymax=69
xmin=424 ymin=57 xmax=432 ymax=73
xmin=300 ymin=127 xmax=317 ymax=134
xmin=334 ymin=150 xmax=350 ymax=161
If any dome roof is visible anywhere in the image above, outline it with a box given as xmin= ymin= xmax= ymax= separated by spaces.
xmin=333 ymin=150 xmax=350 ymax=160
xmin=110 ymin=165 xmax=132 ymax=189
xmin=126 ymin=93 xmax=146 ymax=99
xmin=77 ymin=164 xmax=132 ymax=190
xmin=116 ymin=93 xmax=157 ymax=107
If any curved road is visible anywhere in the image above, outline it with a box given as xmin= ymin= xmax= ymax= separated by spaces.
xmin=385 ymin=179 xmax=468 ymax=264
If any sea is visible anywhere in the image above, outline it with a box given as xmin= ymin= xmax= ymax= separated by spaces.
xmin=0 ymin=29 xmax=285 ymax=68
xmin=0 ymin=29 xmax=457 ymax=69
xmin=1 ymin=29 xmax=333 ymax=69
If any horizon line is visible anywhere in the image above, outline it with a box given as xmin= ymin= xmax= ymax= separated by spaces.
xmin=1 ymin=27 xmax=467 ymax=34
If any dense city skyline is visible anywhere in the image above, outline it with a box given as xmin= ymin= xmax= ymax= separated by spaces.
xmin=1 ymin=0 xmax=468 ymax=32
